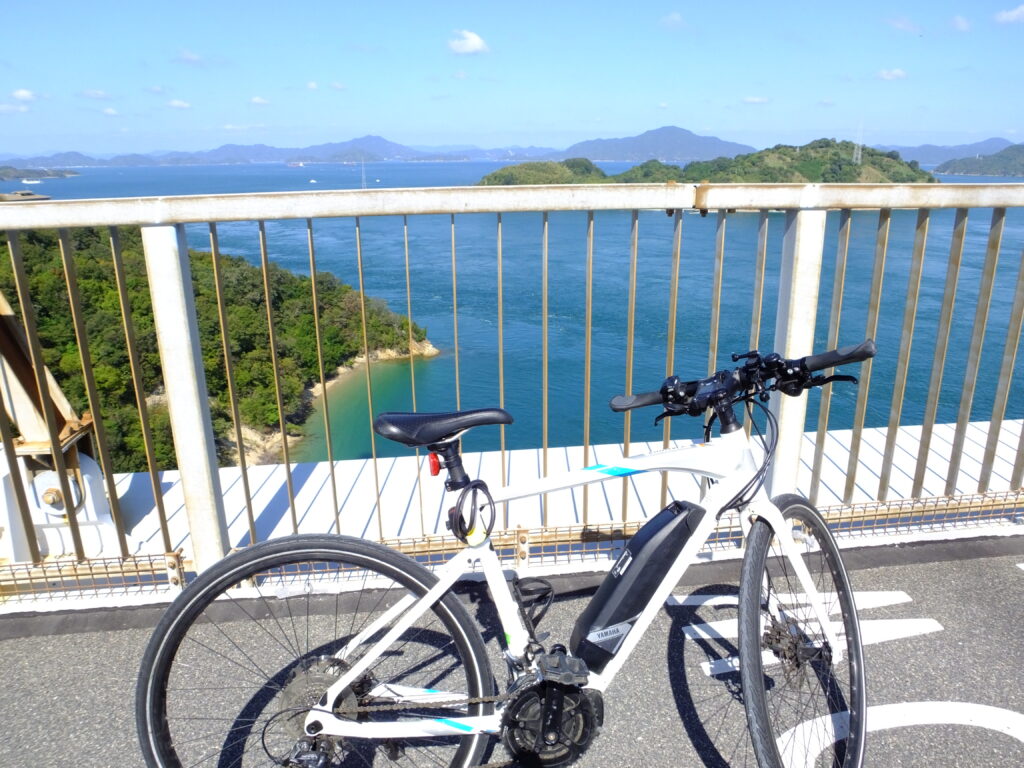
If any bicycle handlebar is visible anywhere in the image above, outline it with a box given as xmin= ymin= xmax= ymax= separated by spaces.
xmin=609 ymin=339 xmax=876 ymax=417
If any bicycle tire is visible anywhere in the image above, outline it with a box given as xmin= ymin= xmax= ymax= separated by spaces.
xmin=136 ymin=534 xmax=495 ymax=768
xmin=738 ymin=494 xmax=866 ymax=768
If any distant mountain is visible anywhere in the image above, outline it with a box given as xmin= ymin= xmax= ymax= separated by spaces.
xmin=873 ymin=138 xmax=1013 ymax=166
xmin=551 ymin=126 xmax=754 ymax=163
xmin=935 ymin=144 xmax=1024 ymax=176
xmin=479 ymin=139 xmax=934 ymax=186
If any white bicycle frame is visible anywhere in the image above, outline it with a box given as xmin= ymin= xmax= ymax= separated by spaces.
xmin=305 ymin=426 xmax=840 ymax=741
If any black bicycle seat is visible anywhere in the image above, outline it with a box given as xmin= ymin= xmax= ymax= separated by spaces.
xmin=373 ymin=408 xmax=513 ymax=447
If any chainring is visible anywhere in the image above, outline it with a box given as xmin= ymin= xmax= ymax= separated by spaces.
xmin=501 ymin=682 xmax=600 ymax=767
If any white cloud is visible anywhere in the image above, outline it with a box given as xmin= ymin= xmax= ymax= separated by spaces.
xmin=12 ymin=88 xmax=35 ymax=101
xmin=995 ymin=5 xmax=1024 ymax=22
xmin=888 ymin=17 xmax=922 ymax=33
xmin=0 ymin=103 xmax=29 ymax=113
xmin=658 ymin=101 xmax=669 ymax=109
xmin=453 ymin=70 xmax=467 ymax=80
xmin=177 ymin=49 xmax=203 ymax=65
xmin=147 ymin=85 xmax=166 ymax=94
xmin=168 ymin=99 xmax=191 ymax=109
xmin=224 ymin=123 xmax=261 ymax=131
xmin=448 ymin=30 xmax=489 ymax=54
xmin=743 ymin=96 xmax=769 ymax=104
xmin=102 ymin=107 xmax=119 ymax=116
xmin=307 ymin=81 xmax=318 ymax=90
xmin=660 ymin=12 xmax=684 ymax=26
xmin=952 ymin=15 xmax=971 ymax=31
xmin=878 ymin=68 xmax=907 ymax=80
xmin=250 ymin=96 xmax=270 ymax=105
xmin=330 ymin=82 xmax=346 ymax=91
xmin=818 ymin=99 xmax=836 ymax=107
xmin=82 ymin=89 xmax=111 ymax=100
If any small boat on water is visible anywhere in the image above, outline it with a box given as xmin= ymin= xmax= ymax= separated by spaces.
xmin=1 ymin=190 xmax=50 ymax=201
xmin=21 ymin=178 xmax=41 ymax=184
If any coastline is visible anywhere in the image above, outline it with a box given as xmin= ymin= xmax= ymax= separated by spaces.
xmin=235 ymin=339 xmax=439 ymax=466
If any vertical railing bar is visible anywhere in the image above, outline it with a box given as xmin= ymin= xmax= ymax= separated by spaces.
xmin=621 ymin=210 xmax=639 ymax=521
xmin=583 ymin=211 xmax=595 ymax=525
xmin=843 ymin=208 xmax=890 ymax=504
xmin=258 ymin=220 xmax=297 ymax=534
xmin=878 ymin=209 xmax=930 ymax=500
xmin=945 ymin=207 xmax=1005 ymax=496
xmin=56 ymin=228 xmax=129 ymax=558
xmin=355 ymin=217 xmax=383 ymax=540
xmin=401 ymin=215 xmax=425 ymax=535
xmin=307 ymin=218 xmax=340 ymax=534
xmin=0 ymin=395 xmax=41 ymax=563
xmin=913 ymin=208 xmax=968 ymax=497
xmin=661 ymin=209 xmax=683 ymax=509
xmin=541 ymin=212 xmax=549 ymax=526
xmin=744 ymin=210 xmax=769 ymax=439
xmin=496 ymin=214 xmax=507 ymax=527
xmin=1013 ymin=412 xmax=1024 ymax=489
xmin=108 ymin=227 xmax=171 ymax=552
xmin=810 ymin=210 xmax=851 ymax=505
xmin=5 ymin=231 xmax=85 ymax=560
xmin=708 ymin=210 xmax=726 ymax=376
xmin=450 ymin=214 xmax=461 ymax=410
xmin=209 ymin=224 xmax=256 ymax=544
xmin=979 ymin=247 xmax=1024 ymax=492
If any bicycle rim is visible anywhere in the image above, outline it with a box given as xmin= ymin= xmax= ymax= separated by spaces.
xmin=739 ymin=496 xmax=866 ymax=768
xmin=136 ymin=535 xmax=494 ymax=768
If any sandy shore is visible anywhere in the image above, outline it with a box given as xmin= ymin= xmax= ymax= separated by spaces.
xmin=231 ymin=339 xmax=439 ymax=466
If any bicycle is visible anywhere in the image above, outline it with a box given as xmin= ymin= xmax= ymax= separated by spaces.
xmin=136 ymin=340 xmax=874 ymax=768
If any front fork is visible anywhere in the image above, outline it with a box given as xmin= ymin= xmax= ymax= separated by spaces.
xmin=741 ymin=498 xmax=844 ymax=663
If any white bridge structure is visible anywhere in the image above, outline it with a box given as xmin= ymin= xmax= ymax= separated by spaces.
xmin=1 ymin=182 xmax=1022 ymax=602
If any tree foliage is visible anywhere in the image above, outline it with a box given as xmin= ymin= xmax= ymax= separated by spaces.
xmin=0 ymin=226 xmax=425 ymax=471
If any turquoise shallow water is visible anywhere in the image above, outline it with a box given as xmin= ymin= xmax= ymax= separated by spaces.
xmin=7 ymin=165 xmax=1023 ymax=460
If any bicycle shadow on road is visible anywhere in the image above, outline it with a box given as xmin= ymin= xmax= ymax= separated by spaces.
xmin=666 ymin=583 xmax=760 ymax=768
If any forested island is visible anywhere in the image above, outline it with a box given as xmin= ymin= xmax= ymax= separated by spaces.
xmin=0 ymin=227 xmax=427 ymax=471
xmin=479 ymin=139 xmax=935 ymax=185
xmin=935 ymin=144 xmax=1024 ymax=176
xmin=0 ymin=166 xmax=78 ymax=181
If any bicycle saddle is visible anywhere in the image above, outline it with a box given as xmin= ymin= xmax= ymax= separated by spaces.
xmin=374 ymin=408 xmax=513 ymax=447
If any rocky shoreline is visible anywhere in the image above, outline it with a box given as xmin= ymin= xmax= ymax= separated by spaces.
xmin=233 ymin=339 xmax=439 ymax=466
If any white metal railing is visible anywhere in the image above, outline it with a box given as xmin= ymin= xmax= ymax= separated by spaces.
xmin=2 ymin=182 xmax=1024 ymax=577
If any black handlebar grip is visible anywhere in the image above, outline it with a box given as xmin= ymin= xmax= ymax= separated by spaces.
xmin=802 ymin=339 xmax=877 ymax=373
xmin=609 ymin=390 xmax=663 ymax=412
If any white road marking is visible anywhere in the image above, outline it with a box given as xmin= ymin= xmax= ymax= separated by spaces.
xmin=668 ymin=590 xmax=913 ymax=611
xmin=779 ymin=702 xmax=1024 ymax=768
xmin=698 ymin=618 xmax=943 ymax=677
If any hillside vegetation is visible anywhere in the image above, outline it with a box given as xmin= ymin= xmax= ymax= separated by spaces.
xmin=935 ymin=144 xmax=1024 ymax=176
xmin=479 ymin=139 xmax=935 ymax=185
xmin=0 ymin=227 xmax=425 ymax=471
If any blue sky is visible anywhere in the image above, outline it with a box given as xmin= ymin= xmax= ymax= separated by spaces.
xmin=2 ymin=1 xmax=1022 ymax=155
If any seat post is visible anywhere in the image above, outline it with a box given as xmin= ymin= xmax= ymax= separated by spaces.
xmin=431 ymin=441 xmax=470 ymax=491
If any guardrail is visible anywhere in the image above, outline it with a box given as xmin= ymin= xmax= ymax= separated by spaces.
xmin=2 ymin=182 xmax=1023 ymax=581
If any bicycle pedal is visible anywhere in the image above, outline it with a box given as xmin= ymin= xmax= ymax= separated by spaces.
xmin=536 ymin=649 xmax=589 ymax=686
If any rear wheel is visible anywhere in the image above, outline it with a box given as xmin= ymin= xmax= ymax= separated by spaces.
xmin=738 ymin=495 xmax=866 ymax=768
xmin=136 ymin=534 xmax=495 ymax=767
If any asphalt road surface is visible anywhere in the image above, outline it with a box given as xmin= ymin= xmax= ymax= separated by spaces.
xmin=1 ymin=534 xmax=1022 ymax=767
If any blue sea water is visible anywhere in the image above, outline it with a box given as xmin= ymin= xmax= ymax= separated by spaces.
xmin=5 ymin=164 xmax=1023 ymax=461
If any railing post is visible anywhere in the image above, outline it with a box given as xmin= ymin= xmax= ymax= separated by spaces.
xmin=767 ymin=208 xmax=827 ymax=498
xmin=141 ymin=224 xmax=228 ymax=571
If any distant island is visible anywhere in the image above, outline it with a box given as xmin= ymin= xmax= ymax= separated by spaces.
xmin=935 ymin=144 xmax=1024 ymax=176
xmin=479 ymin=139 xmax=935 ymax=185
xmin=872 ymin=137 xmax=1013 ymax=166
xmin=0 ymin=166 xmax=78 ymax=181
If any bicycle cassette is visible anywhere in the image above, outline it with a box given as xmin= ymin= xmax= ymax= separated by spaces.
xmin=501 ymin=681 xmax=602 ymax=767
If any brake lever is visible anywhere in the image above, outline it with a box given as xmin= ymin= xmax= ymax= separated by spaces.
xmin=808 ymin=373 xmax=858 ymax=388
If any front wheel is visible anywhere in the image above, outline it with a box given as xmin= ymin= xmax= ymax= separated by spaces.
xmin=136 ymin=534 xmax=495 ymax=767
xmin=738 ymin=495 xmax=866 ymax=768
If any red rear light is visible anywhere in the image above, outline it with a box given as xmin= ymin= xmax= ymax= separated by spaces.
xmin=428 ymin=453 xmax=441 ymax=476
